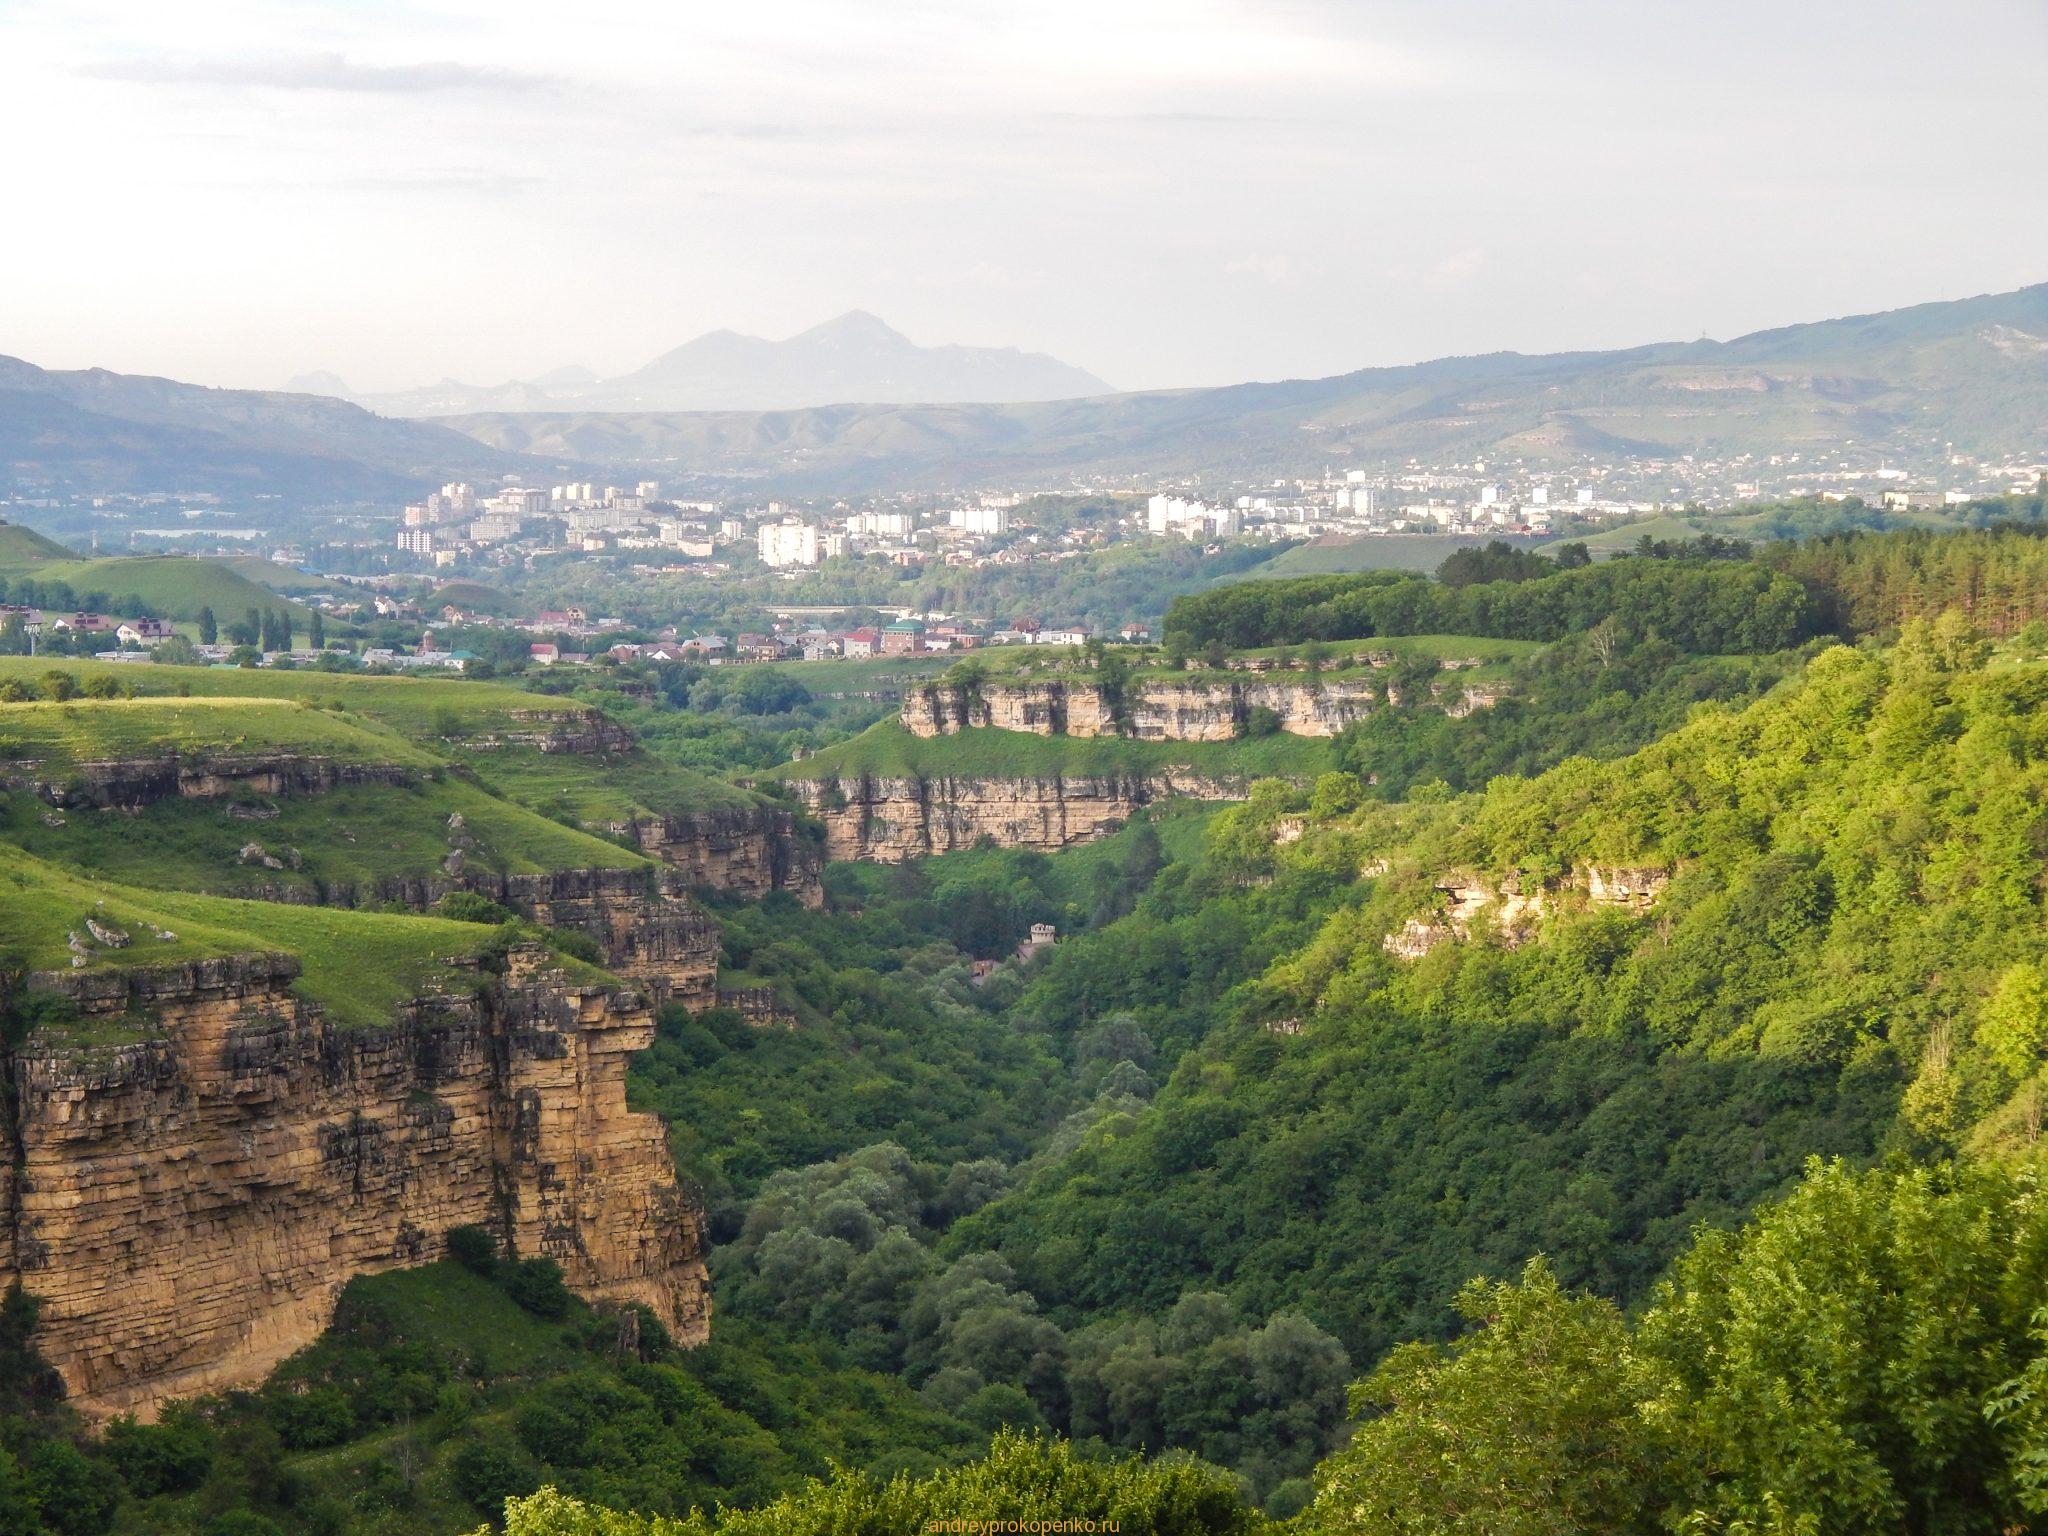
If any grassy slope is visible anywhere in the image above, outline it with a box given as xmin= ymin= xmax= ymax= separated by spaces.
xmin=2 ymin=777 xmax=643 ymax=899
xmin=0 ymin=549 xmax=314 ymax=621
xmin=0 ymin=657 xmax=571 ymax=735
xmin=764 ymin=718 xmax=1335 ymax=782
xmin=0 ymin=685 xmax=664 ymax=902
xmin=1223 ymin=533 xmax=1545 ymax=578
xmin=0 ymin=695 xmax=441 ymax=771
xmin=0 ymin=658 xmax=764 ymax=818
xmin=0 ymin=847 xmax=500 ymax=1036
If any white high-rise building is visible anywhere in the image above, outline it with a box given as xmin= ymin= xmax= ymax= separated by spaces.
xmin=850 ymin=510 xmax=916 ymax=538
xmin=757 ymin=520 xmax=821 ymax=568
xmin=950 ymin=506 xmax=1010 ymax=536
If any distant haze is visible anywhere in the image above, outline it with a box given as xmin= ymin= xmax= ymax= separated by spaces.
xmin=314 ymin=311 xmax=1115 ymax=414
xmin=3 ymin=0 xmax=2045 ymax=395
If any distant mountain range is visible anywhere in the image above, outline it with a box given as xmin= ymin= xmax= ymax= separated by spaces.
xmin=0 ymin=355 xmax=524 ymax=500
xmin=7 ymin=283 xmax=2046 ymax=503
xmin=315 ymin=312 xmax=1115 ymax=417
xmin=439 ymin=283 xmax=2048 ymax=493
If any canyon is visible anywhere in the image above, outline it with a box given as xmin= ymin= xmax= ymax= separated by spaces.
xmin=0 ymin=945 xmax=707 ymax=1417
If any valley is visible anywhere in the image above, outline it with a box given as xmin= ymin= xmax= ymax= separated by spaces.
xmin=3 ymin=525 xmax=2048 ymax=1535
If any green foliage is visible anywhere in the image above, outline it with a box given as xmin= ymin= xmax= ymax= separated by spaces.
xmin=1308 ymin=1161 xmax=2048 ymax=1535
xmin=1307 ymin=1258 xmax=1650 ymax=1536
xmin=484 ymin=1431 xmax=1265 ymax=1536
xmin=1335 ymin=630 xmax=1802 ymax=799
xmin=1163 ymin=555 xmax=1818 ymax=653
xmin=1434 ymin=538 xmax=1557 ymax=587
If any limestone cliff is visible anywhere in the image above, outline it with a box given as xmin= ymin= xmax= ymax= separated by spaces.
xmin=903 ymin=671 xmax=1497 ymax=743
xmin=12 ymin=753 xmax=416 ymax=810
xmin=624 ymin=804 xmax=823 ymax=906
xmin=367 ymin=869 xmax=725 ymax=1012
xmin=785 ymin=772 xmax=1241 ymax=863
xmin=0 ymin=946 xmax=707 ymax=1417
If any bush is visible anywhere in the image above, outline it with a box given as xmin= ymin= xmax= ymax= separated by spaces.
xmin=1238 ymin=706 xmax=1282 ymax=739
xmin=503 ymin=1259 xmax=574 ymax=1320
xmin=104 ymin=1408 xmax=214 ymax=1496
xmin=545 ymin=929 xmax=604 ymax=965
xmin=449 ymin=1431 xmax=540 ymax=1514
xmin=446 ymin=1225 xmax=500 ymax=1274
xmin=438 ymin=892 xmax=516 ymax=925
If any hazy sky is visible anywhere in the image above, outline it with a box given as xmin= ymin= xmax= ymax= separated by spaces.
xmin=4 ymin=0 xmax=2045 ymax=395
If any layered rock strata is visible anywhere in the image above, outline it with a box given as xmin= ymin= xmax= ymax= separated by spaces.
xmin=624 ymin=805 xmax=823 ymax=906
xmin=0 ymin=947 xmax=708 ymax=1417
xmin=785 ymin=772 xmax=1241 ymax=862
xmin=902 ymin=674 xmax=1498 ymax=743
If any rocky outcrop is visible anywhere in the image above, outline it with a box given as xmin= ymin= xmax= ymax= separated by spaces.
xmin=10 ymin=754 xmax=417 ymax=811
xmin=625 ymin=805 xmax=823 ymax=906
xmin=904 ymin=673 xmax=1491 ymax=743
xmin=454 ymin=709 xmax=638 ymax=755
xmin=786 ymin=772 xmax=1242 ymax=862
xmin=1383 ymin=865 xmax=1674 ymax=958
xmin=0 ymin=946 xmax=707 ymax=1417
xmin=352 ymin=869 xmax=724 ymax=1011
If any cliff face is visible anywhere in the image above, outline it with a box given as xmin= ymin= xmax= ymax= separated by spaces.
xmin=786 ymin=772 xmax=1241 ymax=863
xmin=0 ymin=947 xmax=707 ymax=1417
xmin=902 ymin=675 xmax=1465 ymax=743
xmin=334 ymin=869 xmax=721 ymax=1012
xmin=12 ymin=754 xmax=417 ymax=811
xmin=626 ymin=805 xmax=823 ymax=907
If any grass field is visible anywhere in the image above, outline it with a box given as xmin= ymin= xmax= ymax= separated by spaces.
xmin=0 ymin=657 xmax=587 ymax=738
xmin=0 ymin=695 xmax=441 ymax=772
xmin=1220 ymin=532 xmax=1547 ymax=579
xmin=1 ymin=775 xmax=647 ymax=901
xmin=0 ymin=847 xmax=505 ymax=1036
xmin=764 ymin=718 xmax=1335 ymax=782
xmin=218 ymin=556 xmax=357 ymax=598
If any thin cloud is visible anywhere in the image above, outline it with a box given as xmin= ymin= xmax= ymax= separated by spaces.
xmin=324 ymin=171 xmax=546 ymax=195
xmin=78 ymin=51 xmax=552 ymax=93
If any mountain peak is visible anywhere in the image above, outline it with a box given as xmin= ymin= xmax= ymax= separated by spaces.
xmin=795 ymin=310 xmax=912 ymax=347
xmin=284 ymin=370 xmax=351 ymax=397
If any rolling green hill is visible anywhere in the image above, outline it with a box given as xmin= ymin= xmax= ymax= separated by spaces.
xmin=0 ymin=534 xmax=314 ymax=620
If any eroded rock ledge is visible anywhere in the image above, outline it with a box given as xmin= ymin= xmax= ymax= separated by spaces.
xmin=0 ymin=946 xmax=708 ymax=1418
xmin=785 ymin=772 xmax=1242 ymax=863
xmin=903 ymin=675 xmax=1501 ymax=742
xmin=624 ymin=804 xmax=823 ymax=906
xmin=1383 ymin=866 xmax=1672 ymax=958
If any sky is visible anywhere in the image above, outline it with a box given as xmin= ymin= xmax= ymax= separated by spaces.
xmin=3 ymin=0 xmax=2045 ymax=395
